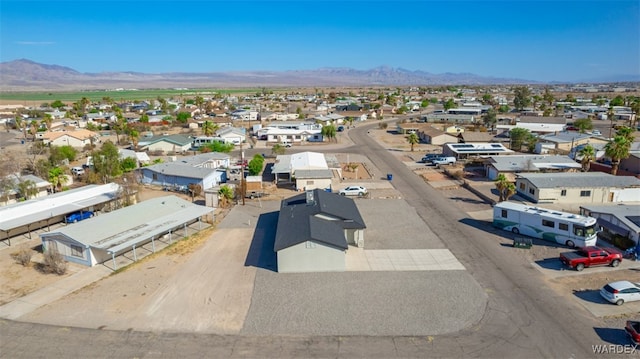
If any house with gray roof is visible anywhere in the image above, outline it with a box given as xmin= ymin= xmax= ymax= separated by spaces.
xmin=515 ymin=172 xmax=640 ymax=204
xmin=274 ymin=189 xmax=366 ymax=273
xmin=580 ymin=204 xmax=640 ymax=246
xmin=484 ymin=155 xmax=581 ymax=180
xmin=536 ymin=132 xmax=608 ymax=153
xmin=138 ymin=134 xmax=192 ymax=154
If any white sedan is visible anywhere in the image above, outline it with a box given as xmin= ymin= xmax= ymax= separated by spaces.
xmin=600 ymin=281 xmax=640 ymax=305
xmin=339 ymin=186 xmax=368 ymax=197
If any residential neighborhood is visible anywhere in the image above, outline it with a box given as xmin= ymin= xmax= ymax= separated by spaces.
xmin=1 ymin=83 xmax=640 ymax=357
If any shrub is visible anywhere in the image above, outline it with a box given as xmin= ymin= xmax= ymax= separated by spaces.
xmin=12 ymin=248 xmax=33 ymax=267
xmin=42 ymin=250 xmax=68 ymax=275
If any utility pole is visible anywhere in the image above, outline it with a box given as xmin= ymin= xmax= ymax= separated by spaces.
xmin=240 ymin=140 xmax=245 ymax=205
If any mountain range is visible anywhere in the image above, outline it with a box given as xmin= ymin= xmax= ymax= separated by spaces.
xmin=0 ymin=59 xmax=543 ymax=91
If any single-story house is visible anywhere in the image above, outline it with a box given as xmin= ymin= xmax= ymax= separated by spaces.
xmin=515 ymin=116 xmax=567 ymax=134
xmin=215 ymin=127 xmax=246 ymax=144
xmin=274 ymin=189 xmax=366 ymax=273
xmin=417 ymin=127 xmax=458 ymax=145
xmin=396 ymin=122 xmax=430 ymax=135
xmin=40 ymin=195 xmax=213 ymax=267
xmin=515 ymin=172 xmax=640 ymax=204
xmin=271 ymin=151 xmax=331 ymax=184
xmin=140 ymin=162 xmax=226 ymax=190
xmin=422 ymin=113 xmax=476 ymax=124
xmin=580 ymin=204 xmax=640 ymax=246
xmin=41 ymin=129 xmax=99 ymax=148
xmin=536 ymin=132 xmax=608 ymax=153
xmin=119 ymin=149 xmax=151 ymax=167
xmin=484 ymin=155 xmax=582 ymax=180
xmin=443 ymin=142 xmax=513 ymax=159
xmin=458 ymin=132 xmax=495 ymax=143
xmin=0 ymin=174 xmax=52 ymax=206
xmin=138 ymin=134 xmax=192 ymax=154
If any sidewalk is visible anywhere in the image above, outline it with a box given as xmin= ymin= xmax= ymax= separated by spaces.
xmin=0 ymin=264 xmax=112 ymax=320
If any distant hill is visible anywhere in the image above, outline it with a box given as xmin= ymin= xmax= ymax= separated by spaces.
xmin=0 ymin=58 xmax=540 ymax=91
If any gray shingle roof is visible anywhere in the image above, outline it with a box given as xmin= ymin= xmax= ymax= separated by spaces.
xmin=489 ymin=155 xmax=581 ymax=172
xmin=518 ymin=172 xmax=640 ymax=188
xmin=274 ymin=189 xmax=366 ymax=251
xmin=142 ymin=163 xmax=217 ymax=179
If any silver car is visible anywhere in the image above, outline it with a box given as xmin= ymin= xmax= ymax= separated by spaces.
xmin=339 ymin=186 xmax=368 ymax=197
xmin=600 ymin=281 xmax=640 ymax=305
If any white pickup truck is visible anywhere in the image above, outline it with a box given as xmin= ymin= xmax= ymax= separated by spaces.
xmin=431 ymin=156 xmax=456 ymax=165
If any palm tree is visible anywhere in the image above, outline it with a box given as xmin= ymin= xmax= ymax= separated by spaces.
xmin=202 ymin=121 xmax=218 ymax=137
xmin=604 ymin=135 xmax=631 ymax=175
xmin=577 ymin=144 xmax=595 ymax=172
xmin=16 ymin=179 xmax=37 ymax=200
xmin=407 ymin=132 xmax=419 ymax=152
xmin=495 ymin=173 xmax=516 ymax=202
xmin=321 ymin=124 xmax=337 ymax=142
xmin=43 ymin=114 xmax=53 ymax=131
xmin=218 ymin=185 xmax=235 ymax=208
xmin=48 ymin=167 xmax=68 ymax=193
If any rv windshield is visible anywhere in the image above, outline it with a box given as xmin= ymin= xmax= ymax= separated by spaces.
xmin=574 ymin=225 xmax=596 ymax=237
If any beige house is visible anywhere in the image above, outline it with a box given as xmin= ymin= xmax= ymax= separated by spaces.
xmin=41 ymin=129 xmax=99 ymax=148
xmin=515 ymin=172 xmax=640 ymax=204
xmin=537 ymin=132 xmax=608 ymax=153
xmin=418 ymin=127 xmax=458 ymax=145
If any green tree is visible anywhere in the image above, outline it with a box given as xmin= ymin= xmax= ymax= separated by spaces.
xmin=91 ymin=141 xmax=122 ymax=183
xmin=406 ymin=132 xmax=419 ymax=152
xmin=604 ymin=135 xmax=632 ymax=175
xmin=48 ymin=145 xmax=76 ymax=166
xmin=498 ymin=105 xmax=510 ymax=113
xmin=48 ymin=167 xmax=68 ymax=193
xmin=577 ymin=144 xmax=595 ymax=172
xmin=574 ymin=117 xmax=593 ymax=133
xmin=218 ymin=185 xmax=235 ymax=207
xmin=483 ymin=108 xmax=497 ymax=132
xmin=443 ymin=99 xmax=456 ymax=111
xmin=16 ymin=179 xmax=37 ymax=201
xmin=272 ymin=143 xmax=286 ymax=156
xmin=120 ymin=157 xmax=138 ymax=172
xmin=509 ymin=127 xmax=532 ymax=151
xmin=50 ymin=100 xmax=65 ymax=109
xmin=610 ymin=95 xmax=625 ymax=107
xmin=494 ymin=174 xmax=516 ymax=202
xmin=247 ymin=154 xmax=265 ymax=175
xmin=542 ymin=87 xmax=555 ymax=107
xmin=321 ymin=124 xmax=337 ymax=142
xmin=200 ymin=141 xmax=234 ymax=153
xmin=513 ymin=86 xmax=532 ymax=110
xmin=176 ymin=112 xmax=190 ymax=123
xmin=202 ymin=120 xmax=218 ymax=136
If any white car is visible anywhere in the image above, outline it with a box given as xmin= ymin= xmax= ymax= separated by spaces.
xmin=600 ymin=280 xmax=640 ymax=305
xmin=339 ymin=186 xmax=368 ymax=197
xmin=71 ymin=167 xmax=85 ymax=176
xmin=591 ymin=129 xmax=602 ymax=136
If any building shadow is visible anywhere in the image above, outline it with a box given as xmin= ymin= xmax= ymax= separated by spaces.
xmin=593 ymin=327 xmax=631 ymax=346
xmin=534 ymin=258 xmax=565 ymax=271
xmin=244 ymin=211 xmax=278 ymax=272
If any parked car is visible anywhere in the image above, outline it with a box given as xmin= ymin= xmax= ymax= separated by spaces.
xmin=591 ymin=129 xmax=602 ymax=136
xmin=245 ymin=191 xmax=266 ymax=199
xmin=337 ymin=125 xmax=345 ymax=132
xmin=626 ymin=321 xmax=640 ymax=345
xmin=431 ymin=156 xmax=457 ymax=165
xmin=421 ymin=153 xmax=442 ymax=163
xmin=71 ymin=166 xmax=85 ymax=176
xmin=600 ymin=281 xmax=640 ymax=305
xmin=65 ymin=211 xmax=94 ymax=223
xmin=339 ymin=186 xmax=368 ymax=197
xmin=559 ymin=246 xmax=622 ymax=271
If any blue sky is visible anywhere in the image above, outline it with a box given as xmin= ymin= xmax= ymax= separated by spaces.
xmin=1 ymin=0 xmax=639 ymax=82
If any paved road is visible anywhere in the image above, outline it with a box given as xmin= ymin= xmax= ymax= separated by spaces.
xmin=0 ymin=120 xmax=608 ymax=358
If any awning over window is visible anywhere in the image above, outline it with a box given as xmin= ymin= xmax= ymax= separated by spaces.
xmin=596 ymin=218 xmax=630 ymax=237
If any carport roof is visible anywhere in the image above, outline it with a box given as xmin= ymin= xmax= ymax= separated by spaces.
xmin=40 ymin=195 xmax=213 ymax=254
xmin=0 ymin=183 xmax=120 ymax=232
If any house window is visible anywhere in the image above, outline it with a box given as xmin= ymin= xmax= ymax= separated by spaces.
xmin=560 ymin=189 xmax=567 ymax=196
xmin=70 ymin=245 xmax=83 ymax=258
xmin=501 ymin=209 xmax=508 ymax=218
xmin=580 ymin=190 xmax=591 ymax=197
xmin=542 ymin=220 xmax=555 ymax=228
xmin=152 ymin=173 xmax=158 ymax=181
xmin=307 ymin=180 xmax=314 ymax=186
xmin=305 ymin=242 xmax=316 ymax=249
xmin=529 ymin=188 xmax=535 ymax=195
xmin=559 ymin=223 xmax=569 ymax=231
xmin=519 ymin=183 xmax=525 ymax=190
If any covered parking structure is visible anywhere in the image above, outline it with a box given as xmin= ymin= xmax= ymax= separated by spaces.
xmin=0 ymin=183 xmax=121 ymax=245
xmin=40 ymin=195 xmax=214 ymax=269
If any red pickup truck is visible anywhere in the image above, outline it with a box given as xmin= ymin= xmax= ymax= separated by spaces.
xmin=559 ymin=246 xmax=622 ymax=271
xmin=626 ymin=321 xmax=640 ymax=345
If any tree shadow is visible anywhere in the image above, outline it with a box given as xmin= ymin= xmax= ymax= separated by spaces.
xmin=449 ymin=196 xmax=487 ymax=205
xmin=244 ymin=211 xmax=278 ymax=272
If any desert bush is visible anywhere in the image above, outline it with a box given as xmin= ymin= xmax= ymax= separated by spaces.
xmin=42 ymin=250 xmax=68 ymax=275
xmin=379 ymin=122 xmax=388 ymax=129
xmin=12 ymin=248 xmax=33 ymax=267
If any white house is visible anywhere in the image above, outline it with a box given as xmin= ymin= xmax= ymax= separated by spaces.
xmin=41 ymin=129 xmax=99 ymax=148
xmin=215 ymin=127 xmax=246 ymax=144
